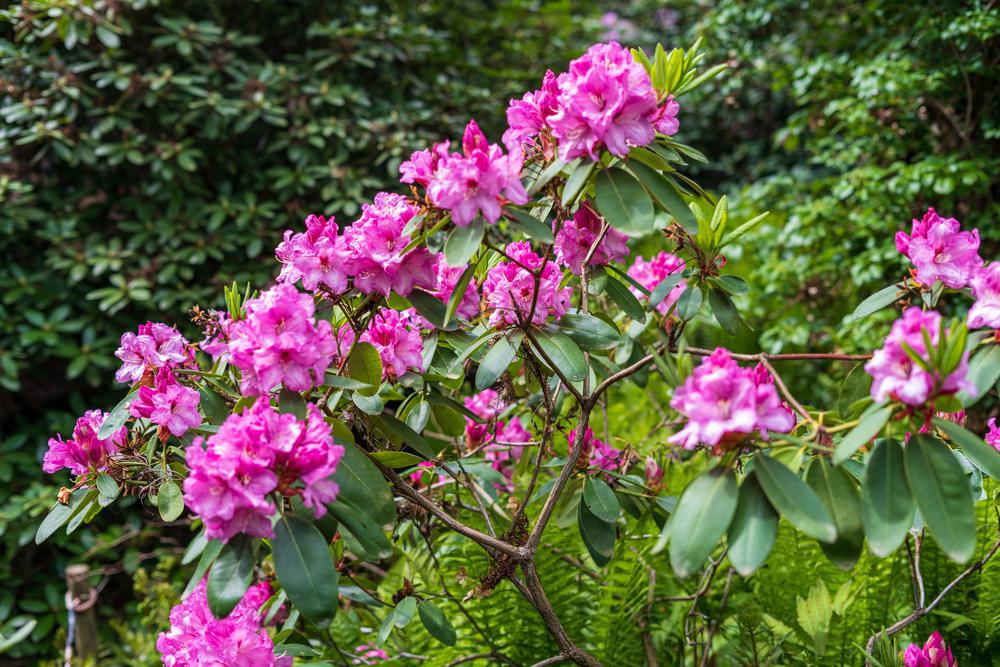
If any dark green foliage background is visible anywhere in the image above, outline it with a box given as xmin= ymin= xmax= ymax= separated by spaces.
xmin=1 ymin=0 xmax=998 ymax=663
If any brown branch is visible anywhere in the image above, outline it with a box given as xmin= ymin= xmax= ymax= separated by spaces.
xmin=866 ymin=525 xmax=1000 ymax=660
xmin=521 ymin=561 xmax=602 ymax=667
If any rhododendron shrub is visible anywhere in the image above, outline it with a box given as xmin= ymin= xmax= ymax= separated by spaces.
xmin=34 ymin=40 xmax=1000 ymax=667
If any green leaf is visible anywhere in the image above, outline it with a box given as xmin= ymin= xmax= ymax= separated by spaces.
xmin=845 ymin=285 xmax=901 ymax=323
xmin=593 ymin=166 xmax=655 ymax=238
xmin=626 ymin=161 xmax=697 ymax=233
xmin=35 ymin=489 xmax=89 ymax=544
xmin=531 ymin=328 xmax=588 ymax=382
xmin=550 ymin=313 xmax=619 ymax=351
xmin=333 ymin=442 xmax=396 ymax=527
xmin=675 ymin=285 xmax=703 ymax=320
xmin=375 ymin=414 xmax=434 ymax=458
xmin=934 ymin=418 xmax=1000 ymax=479
xmin=582 ymin=477 xmax=620 ymax=523
xmin=578 ymin=502 xmax=615 ymax=567
xmin=708 ymin=288 xmax=742 ymax=334
xmin=184 ymin=539 xmax=224 ymax=596
xmin=904 ymin=435 xmax=976 ymax=563
xmin=407 ymin=290 xmax=452 ymax=331
xmin=959 ymin=344 xmax=1000 ymax=406
xmin=861 ymin=438 xmax=914 ymax=558
xmin=98 ymin=392 xmax=133 ymax=439
xmin=417 ymin=601 xmax=457 ymax=646
xmin=727 ymin=473 xmax=778 ymax=576
xmin=561 ymin=160 xmax=595 ymax=206
xmin=328 ymin=497 xmax=393 ymax=561
xmin=207 ymin=535 xmax=256 ymax=618
xmin=647 ymin=273 xmax=684 ymax=311
xmin=529 ymin=158 xmax=567 ymax=196
xmin=158 ymin=481 xmax=184 ymax=522
xmin=663 ymin=468 xmax=738 ymax=579
xmin=444 ymin=219 xmax=484 ymax=267
xmin=443 ymin=262 xmax=477 ymax=328
xmin=279 ymin=387 xmax=307 ymax=419
xmin=95 ymin=25 xmax=120 ymax=48
xmin=754 ymin=455 xmax=836 ymax=543
xmin=475 ymin=331 xmax=523 ymax=390
xmin=273 ymin=516 xmax=339 ymax=626
xmin=369 ymin=451 xmax=424 ymax=467
xmin=0 ymin=617 xmax=37 ymax=654
xmin=195 ymin=382 xmax=230 ymax=424
xmin=96 ymin=473 xmax=119 ymax=500
xmin=347 ymin=342 xmax=382 ymax=393
xmin=833 ymin=406 xmax=893 ymax=465
xmin=605 ymin=277 xmax=646 ymax=323
xmin=807 ymin=459 xmax=863 ymax=571
xmin=506 ymin=207 xmax=555 ymax=244
xmin=393 ymin=596 xmax=418 ymax=627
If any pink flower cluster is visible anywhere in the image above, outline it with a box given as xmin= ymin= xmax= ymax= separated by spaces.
xmin=968 ymin=262 xmax=1000 ymax=330
xmin=115 ymin=321 xmax=192 ymax=385
xmin=627 ymin=251 xmax=687 ymax=316
xmin=129 ymin=367 xmax=201 ymax=437
xmin=228 ymin=283 xmax=335 ymax=396
xmin=504 ymin=42 xmax=680 ymax=161
xmin=669 ymin=349 xmax=796 ymax=450
xmin=482 ymin=241 xmax=571 ymax=327
xmin=359 ymin=308 xmax=426 ymax=381
xmin=432 ymin=255 xmax=481 ymax=321
xmin=463 ymin=389 xmax=531 ymax=488
xmin=571 ymin=427 xmax=622 ymax=473
xmin=275 ymin=195 xmax=438 ymax=299
xmin=987 ymin=418 xmax=1000 ymax=453
xmin=340 ymin=193 xmax=438 ymax=296
xmin=43 ymin=410 xmax=127 ymax=476
xmin=157 ymin=579 xmax=290 ymax=667
xmin=896 ymin=208 xmax=982 ymax=289
xmin=554 ymin=203 xmax=630 ymax=274
xmin=903 ymin=631 xmax=955 ymax=667
xmin=404 ymin=120 xmax=527 ymax=227
xmin=183 ymin=398 xmax=343 ymax=542
xmin=275 ymin=214 xmax=349 ymax=293
xmin=865 ymin=307 xmax=972 ymax=407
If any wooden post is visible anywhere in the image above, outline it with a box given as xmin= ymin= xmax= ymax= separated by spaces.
xmin=65 ymin=564 xmax=97 ymax=663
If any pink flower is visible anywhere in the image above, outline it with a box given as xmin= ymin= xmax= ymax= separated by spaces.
xmin=482 ymin=241 xmax=571 ymax=327
xmin=464 ymin=388 xmax=507 ymax=447
xmin=488 ymin=417 xmax=532 ymax=490
xmin=968 ymin=262 xmax=1000 ymax=330
xmin=432 ymin=255 xmax=480 ymax=321
xmin=183 ymin=399 xmax=342 ymax=542
xmin=903 ymin=631 xmax=955 ymax=667
xmin=157 ymin=579 xmax=291 ymax=667
xmin=353 ymin=644 xmax=389 ymax=664
xmin=408 ymin=460 xmax=440 ymax=487
xmin=865 ymin=307 xmax=973 ymax=407
xmin=502 ymin=70 xmax=560 ymax=148
xmin=896 ymin=208 xmax=982 ymax=289
xmin=200 ymin=311 xmax=233 ymax=362
xmin=275 ymin=214 xmax=349 ymax=293
xmin=360 ymin=308 xmax=425 ymax=381
xmin=42 ymin=410 xmax=127 ymax=477
xmin=115 ymin=322 xmax=191 ymax=385
xmin=555 ymin=203 xmax=630 ymax=274
xmin=427 ymin=120 xmax=528 ymax=227
xmin=400 ymin=140 xmax=451 ymax=187
xmin=669 ymin=349 xmax=796 ymax=449
xmin=987 ymin=418 xmax=1000 ymax=453
xmin=547 ymin=42 xmax=659 ymax=161
xmin=570 ymin=427 xmax=622 ymax=473
xmin=129 ymin=367 xmax=201 ymax=437
xmin=227 ymin=283 xmax=336 ymax=396
xmin=627 ymin=252 xmax=686 ymax=316
xmin=340 ymin=192 xmax=438 ymax=297
xmin=651 ymin=95 xmax=680 ymax=135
